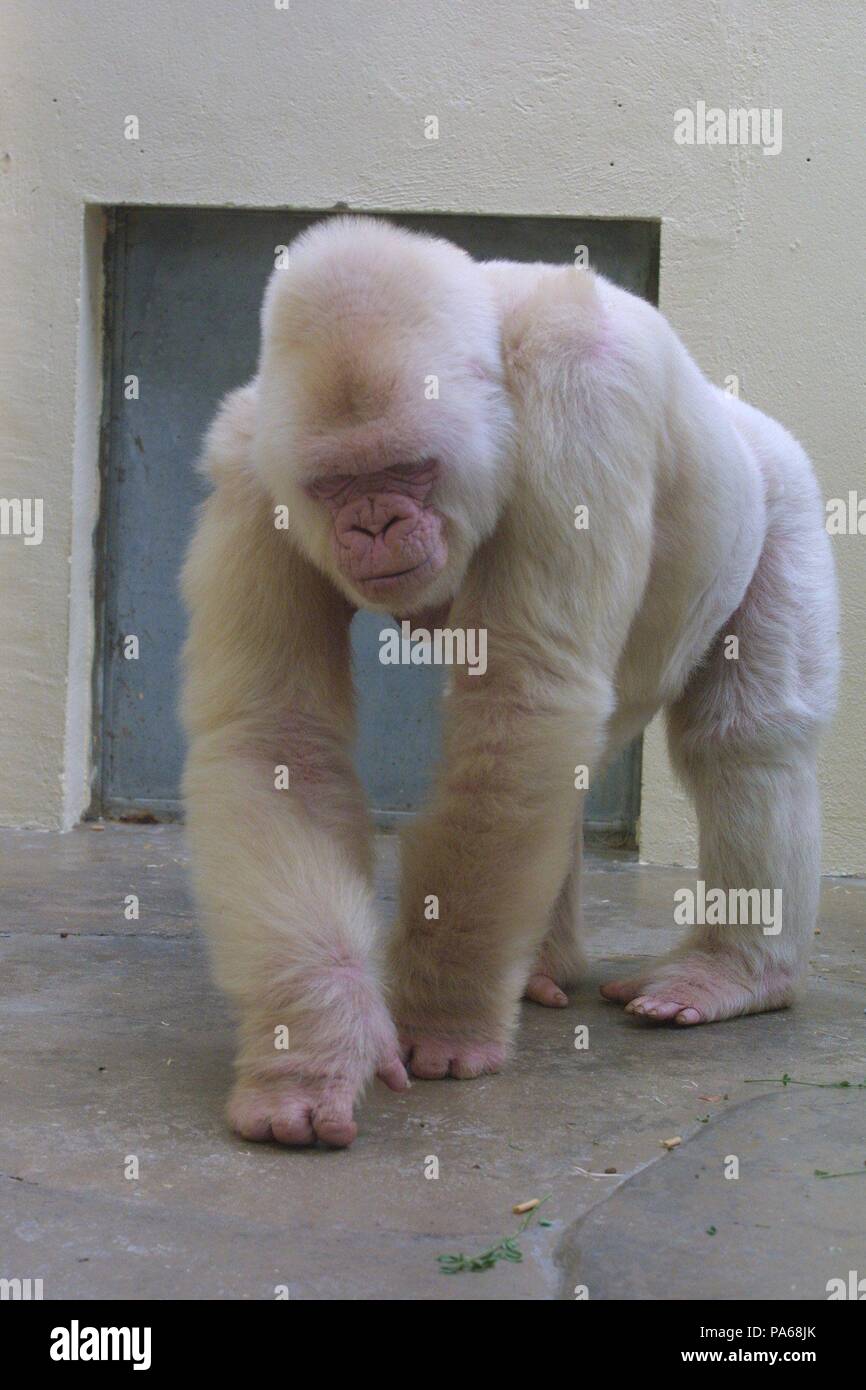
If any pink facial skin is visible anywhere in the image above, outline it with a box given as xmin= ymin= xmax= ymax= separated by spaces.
xmin=306 ymin=460 xmax=447 ymax=599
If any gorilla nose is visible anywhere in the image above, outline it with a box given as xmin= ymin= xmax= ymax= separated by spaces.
xmin=338 ymin=495 xmax=420 ymax=546
xmin=334 ymin=493 xmax=430 ymax=583
xmin=350 ymin=510 xmax=403 ymax=540
xmin=347 ymin=503 xmax=411 ymax=539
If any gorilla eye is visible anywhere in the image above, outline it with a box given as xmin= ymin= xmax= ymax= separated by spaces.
xmin=390 ymin=459 xmax=439 ymax=485
xmin=304 ymin=474 xmax=352 ymax=501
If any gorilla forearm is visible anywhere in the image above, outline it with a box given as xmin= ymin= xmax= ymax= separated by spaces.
xmin=390 ymin=670 xmax=610 ymax=1071
xmin=181 ymin=394 xmax=407 ymax=1145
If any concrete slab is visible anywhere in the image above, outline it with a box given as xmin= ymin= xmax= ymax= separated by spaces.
xmin=1 ymin=824 xmax=864 ymax=1300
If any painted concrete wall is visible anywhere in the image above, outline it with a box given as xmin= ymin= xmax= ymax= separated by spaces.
xmin=1 ymin=2 xmax=863 ymax=870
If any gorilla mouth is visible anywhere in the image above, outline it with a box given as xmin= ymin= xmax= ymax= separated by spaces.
xmin=354 ymin=558 xmax=433 ymax=591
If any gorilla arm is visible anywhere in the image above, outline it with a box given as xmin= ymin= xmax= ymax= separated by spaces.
xmin=390 ymin=267 xmax=656 ymax=1076
xmin=181 ymin=386 xmax=407 ymax=1147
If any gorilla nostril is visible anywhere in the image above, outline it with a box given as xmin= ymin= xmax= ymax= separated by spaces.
xmin=348 ymin=511 xmax=406 ymax=542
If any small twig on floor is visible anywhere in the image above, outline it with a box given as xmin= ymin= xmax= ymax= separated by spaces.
xmin=437 ymin=1194 xmax=552 ymax=1274
xmin=814 ymin=1166 xmax=866 ymax=1179
xmin=744 ymin=1072 xmax=866 ymax=1090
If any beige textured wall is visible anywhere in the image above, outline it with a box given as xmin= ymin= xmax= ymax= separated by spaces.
xmin=1 ymin=2 xmax=862 ymax=869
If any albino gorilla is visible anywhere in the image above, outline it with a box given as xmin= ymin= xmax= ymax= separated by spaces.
xmin=181 ymin=216 xmax=838 ymax=1147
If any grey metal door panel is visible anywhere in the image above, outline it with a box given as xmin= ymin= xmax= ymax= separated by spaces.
xmin=97 ymin=209 xmax=658 ymax=838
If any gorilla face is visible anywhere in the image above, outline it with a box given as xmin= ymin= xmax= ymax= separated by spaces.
xmin=305 ymin=459 xmax=447 ymax=602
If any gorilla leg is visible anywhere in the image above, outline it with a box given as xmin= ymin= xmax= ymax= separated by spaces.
xmin=524 ymin=813 xmax=585 ymax=1008
xmin=526 ymin=708 xmax=655 ymax=1009
xmin=602 ymin=460 xmax=837 ymax=1024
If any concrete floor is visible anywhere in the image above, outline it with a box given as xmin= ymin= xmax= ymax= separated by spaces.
xmin=1 ymin=823 xmax=864 ymax=1301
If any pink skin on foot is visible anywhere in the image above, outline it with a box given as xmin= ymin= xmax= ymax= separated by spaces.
xmin=229 ymin=960 xmax=410 ymax=1148
xmin=228 ymin=1055 xmax=408 ymax=1149
xmin=524 ymin=972 xmax=569 ymax=1008
xmin=600 ymin=952 xmax=797 ymax=1025
xmin=400 ymin=1034 xmax=506 ymax=1080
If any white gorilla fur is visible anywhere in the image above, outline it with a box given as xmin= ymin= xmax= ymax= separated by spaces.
xmin=181 ymin=216 xmax=838 ymax=1148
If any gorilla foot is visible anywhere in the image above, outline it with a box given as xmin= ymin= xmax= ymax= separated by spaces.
xmin=524 ymin=972 xmax=569 ymax=1008
xmin=600 ymin=950 xmax=797 ymax=1025
xmin=228 ymin=1050 xmax=408 ymax=1148
xmin=229 ymin=972 xmax=409 ymax=1147
xmin=400 ymin=1032 xmax=506 ymax=1080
